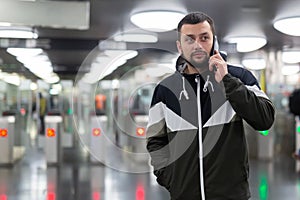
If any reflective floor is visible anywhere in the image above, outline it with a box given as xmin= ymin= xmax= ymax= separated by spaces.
xmin=1 ymin=141 xmax=300 ymax=200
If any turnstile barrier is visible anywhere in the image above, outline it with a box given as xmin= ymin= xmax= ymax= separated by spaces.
xmin=89 ymin=115 xmax=107 ymax=164
xmin=45 ymin=115 xmax=63 ymax=165
xmin=0 ymin=116 xmax=15 ymax=165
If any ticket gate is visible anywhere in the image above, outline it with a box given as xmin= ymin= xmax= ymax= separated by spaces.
xmin=131 ymin=115 xmax=150 ymax=163
xmin=0 ymin=114 xmax=16 ymax=165
xmin=117 ymin=113 xmax=150 ymax=163
xmin=258 ymin=129 xmax=274 ymax=160
xmin=45 ymin=112 xmax=63 ymax=165
xmin=89 ymin=114 xmax=107 ymax=164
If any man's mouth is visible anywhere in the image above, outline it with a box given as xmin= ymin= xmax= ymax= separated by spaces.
xmin=192 ymin=51 xmax=206 ymax=57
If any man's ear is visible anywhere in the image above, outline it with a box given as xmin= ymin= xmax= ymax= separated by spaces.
xmin=176 ymin=40 xmax=182 ymax=55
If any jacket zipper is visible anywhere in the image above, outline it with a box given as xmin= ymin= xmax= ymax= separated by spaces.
xmin=196 ymin=75 xmax=206 ymax=200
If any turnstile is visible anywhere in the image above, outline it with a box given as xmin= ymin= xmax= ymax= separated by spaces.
xmin=131 ymin=115 xmax=150 ymax=163
xmin=258 ymin=129 xmax=274 ymax=160
xmin=0 ymin=115 xmax=15 ymax=165
xmin=90 ymin=115 xmax=107 ymax=164
xmin=45 ymin=115 xmax=62 ymax=165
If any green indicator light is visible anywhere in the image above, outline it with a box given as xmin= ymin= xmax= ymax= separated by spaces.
xmin=259 ymin=130 xmax=269 ymax=136
xmin=259 ymin=175 xmax=268 ymax=200
xmin=67 ymin=108 xmax=73 ymax=115
xmin=297 ymin=126 xmax=300 ymax=133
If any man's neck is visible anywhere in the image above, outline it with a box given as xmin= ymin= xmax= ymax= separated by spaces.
xmin=184 ymin=65 xmax=208 ymax=74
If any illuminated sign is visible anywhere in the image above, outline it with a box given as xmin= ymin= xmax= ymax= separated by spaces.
xmin=136 ymin=127 xmax=145 ymax=136
xmin=46 ymin=128 xmax=56 ymax=137
xmin=20 ymin=108 xmax=26 ymax=115
xmin=93 ymin=128 xmax=101 ymax=136
xmin=259 ymin=130 xmax=269 ymax=136
xmin=0 ymin=129 xmax=8 ymax=137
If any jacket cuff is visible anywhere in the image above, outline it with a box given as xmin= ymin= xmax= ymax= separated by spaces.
xmin=222 ymin=73 xmax=235 ymax=83
xmin=222 ymin=73 xmax=242 ymax=98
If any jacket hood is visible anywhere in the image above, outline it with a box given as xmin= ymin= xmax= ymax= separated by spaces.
xmin=175 ymin=55 xmax=187 ymax=73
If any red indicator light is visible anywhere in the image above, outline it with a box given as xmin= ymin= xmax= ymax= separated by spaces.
xmin=136 ymin=127 xmax=145 ymax=136
xmin=92 ymin=191 xmax=101 ymax=200
xmin=20 ymin=108 xmax=26 ymax=115
xmin=47 ymin=128 xmax=56 ymax=137
xmin=136 ymin=184 xmax=145 ymax=200
xmin=47 ymin=192 xmax=56 ymax=200
xmin=0 ymin=129 xmax=8 ymax=137
xmin=0 ymin=194 xmax=7 ymax=200
xmin=93 ymin=128 xmax=101 ymax=136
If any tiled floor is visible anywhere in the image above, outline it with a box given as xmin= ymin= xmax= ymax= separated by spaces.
xmin=1 ymin=142 xmax=300 ymax=200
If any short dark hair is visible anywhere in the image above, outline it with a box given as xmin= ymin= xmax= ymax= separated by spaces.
xmin=177 ymin=12 xmax=216 ymax=40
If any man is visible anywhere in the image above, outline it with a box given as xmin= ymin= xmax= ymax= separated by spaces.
xmin=146 ymin=12 xmax=275 ymax=200
xmin=39 ymin=92 xmax=47 ymax=135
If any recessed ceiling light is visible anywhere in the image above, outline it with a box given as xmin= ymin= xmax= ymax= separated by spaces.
xmin=282 ymin=50 xmax=300 ymax=63
xmin=113 ymin=33 xmax=158 ymax=43
xmin=226 ymin=36 xmax=267 ymax=52
xmin=44 ymin=74 xmax=60 ymax=84
xmin=281 ymin=64 xmax=299 ymax=75
xmin=273 ymin=17 xmax=300 ymax=36
xmin=242 ymin=58 xmax=266 ymax=70
xmin=0 ymin=26 xmax=38 ymax=39
xmin=130 ymin=10 xmax=185 ymax=32
xmin=3 ymin=74 xmax=21 ymax=86
xmin=30 ymin=82 xmax=38 ymax=91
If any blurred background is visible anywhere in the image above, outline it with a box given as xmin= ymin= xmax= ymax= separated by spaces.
xmin=0 ymin=0 xmax=299 ymax=199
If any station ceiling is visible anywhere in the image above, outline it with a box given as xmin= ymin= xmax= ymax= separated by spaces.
xmin=0 ymin=0 xmax=299 ymax=81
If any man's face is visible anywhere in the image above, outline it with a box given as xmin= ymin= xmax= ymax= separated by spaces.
xmin=176 ymin=21 xmax=214 ymax=70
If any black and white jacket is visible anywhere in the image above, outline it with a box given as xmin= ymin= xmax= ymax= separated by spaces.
xmin=146 ymin=57 xmax=275 ymax=200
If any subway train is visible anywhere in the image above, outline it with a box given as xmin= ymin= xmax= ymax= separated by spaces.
xmin=0 ymin=0 xmax=300 ymax=199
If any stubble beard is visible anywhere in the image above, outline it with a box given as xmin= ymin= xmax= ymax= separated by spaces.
xmin=189 ymin=52 xmax=209 ymax=70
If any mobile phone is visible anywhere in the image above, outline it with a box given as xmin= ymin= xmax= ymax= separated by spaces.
xmin=212 ymin=36 xmax=219 ymax=71
xmin=212 ymin=35 xmax=219 ymax=54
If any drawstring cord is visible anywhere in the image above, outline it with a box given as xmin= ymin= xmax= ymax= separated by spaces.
xmin=179 ymin=76 xmax=189 ymax=100
xmin=179 ymin=74 xmax=214 ymax=101
xmin=203 ymin=75 xmax=214 ymax=93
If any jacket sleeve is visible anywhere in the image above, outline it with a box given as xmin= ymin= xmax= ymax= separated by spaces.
xmin=222 ymin=73 xmax=275 ymax=130
xmin=146 ymin=85 xmax=172 ymax=188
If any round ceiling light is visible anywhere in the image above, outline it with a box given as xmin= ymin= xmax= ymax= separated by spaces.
xmin=281 ymin=64 xmax=300 ymax=76
xmin=130 ymin=10 xmax=185 ymax=32
xmin=242 ymin=58 xmax=266 ymax=70
xmin=226 ymin=36 xmax=267 ymax=52
xmin=273 ymin=17 xmax=300 ymax=36
xmin=282 ymin=50 xmax=300 ymax=63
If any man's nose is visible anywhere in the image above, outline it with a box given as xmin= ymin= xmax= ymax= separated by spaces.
xmin=194 ymin=39 xmax=203 ymax=49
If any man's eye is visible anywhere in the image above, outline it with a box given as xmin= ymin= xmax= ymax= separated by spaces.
xmin=185 ymin=37 xmax=194 ymax=43
xmin=201 ymin=36 xmax=209 ymax=41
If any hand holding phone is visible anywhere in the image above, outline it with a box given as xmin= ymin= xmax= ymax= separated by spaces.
xmin=209 ymin=37 xmax=228 ymax=82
